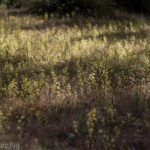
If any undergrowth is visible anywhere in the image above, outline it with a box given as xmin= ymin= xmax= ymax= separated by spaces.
xmin=0 ymin=7 xmax=150 ymax=150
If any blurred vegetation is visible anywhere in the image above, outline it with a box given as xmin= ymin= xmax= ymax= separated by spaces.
xmin=0 ymin=0 xmax=150 ymax=149
xmin=1 ymin=0 xmax=150 ymax=16
xmin=0 ymin=5 xmax=150 ymax=149
xmin=0 ymin=0 xmax=115 ymax=16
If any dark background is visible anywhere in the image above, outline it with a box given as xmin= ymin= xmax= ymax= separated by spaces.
xmin=0 ymin=0 xmax=150 ymax=16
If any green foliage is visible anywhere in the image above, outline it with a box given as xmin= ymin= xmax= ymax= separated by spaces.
xmin=1 ymin=0 xmax=21 ymax=8
xmin=1 ymin=0 xmax=115 ymax=16
xmin=1 ymin=0 xmax=150 ymax=15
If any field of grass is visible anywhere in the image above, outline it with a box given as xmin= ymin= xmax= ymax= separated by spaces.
xmin=0 ymin=7 xmax=150 ymax=150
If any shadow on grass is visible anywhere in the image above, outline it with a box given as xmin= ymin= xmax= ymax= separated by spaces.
xmin=70 ymin=30 xmax=148 ymax=43
xmin=2 ymin=90 xmax=150 ymax=150
xmin=1 ymin=49 xmax=150 ymax=149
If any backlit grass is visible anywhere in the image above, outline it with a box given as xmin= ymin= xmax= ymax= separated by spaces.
xmin=0 ymin=7 xmax=150 ymax=150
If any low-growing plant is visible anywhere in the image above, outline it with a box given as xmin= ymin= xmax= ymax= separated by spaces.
xmin=0 ymin=8 xmax=150 ymax=150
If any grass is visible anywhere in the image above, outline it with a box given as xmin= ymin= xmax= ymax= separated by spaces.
xmin=0 ymin=6 xmax=150 ymax=150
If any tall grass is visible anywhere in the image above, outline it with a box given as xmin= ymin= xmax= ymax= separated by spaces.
xmin=0 ymin=8 xmax=150 ymax=150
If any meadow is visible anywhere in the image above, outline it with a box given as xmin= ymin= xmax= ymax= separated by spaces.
xmin=0 ymin=6 xmax=150 ymax=150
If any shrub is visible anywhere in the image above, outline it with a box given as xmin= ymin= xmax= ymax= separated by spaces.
xmin=1 ymin=0 xmax=115 ymax=16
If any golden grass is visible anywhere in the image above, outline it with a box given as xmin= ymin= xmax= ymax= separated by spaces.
xmin=0 ymin=8 xmax=150 ymax=150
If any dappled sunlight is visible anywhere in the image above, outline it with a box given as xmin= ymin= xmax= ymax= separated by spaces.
xmin=0 ymin=8 xmax=150 ymax=150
